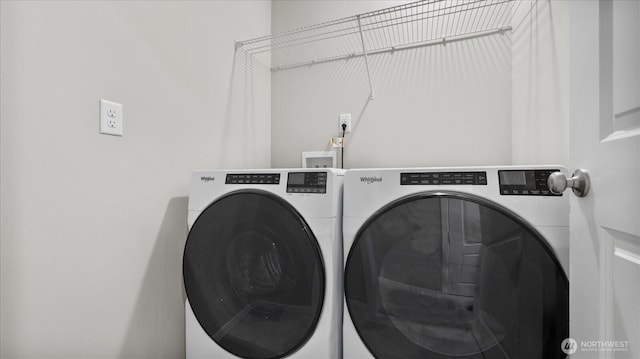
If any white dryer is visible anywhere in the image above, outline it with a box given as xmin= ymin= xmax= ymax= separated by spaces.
xmin=343 ymin=166 xmax=569 ymax=359
xmin=183 ymin=169 xmax=344 ymax=359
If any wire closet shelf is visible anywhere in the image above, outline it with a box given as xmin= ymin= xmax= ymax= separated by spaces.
xmin=236 ymin=0 xmax=522 ymax=72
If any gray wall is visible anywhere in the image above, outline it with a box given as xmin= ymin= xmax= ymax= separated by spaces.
xmin=511 ymin=0 xmax=570 ymax=165
xmin=270 ymin=0 xmax=569 ymax=169
xmin=0 ymin=1 xmax=270 ymax=358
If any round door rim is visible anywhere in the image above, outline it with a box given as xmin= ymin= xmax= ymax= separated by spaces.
xmin=183 ymin=189 xmax=326 ymax=359
xmin=344 ymin=190 xmax=569 ymax=358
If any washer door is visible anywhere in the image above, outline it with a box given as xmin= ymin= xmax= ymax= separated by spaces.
xmin=345 ymin=192 xmax=569 ymax=359
xmin=184 ymin=190 xmax=324 ymax=359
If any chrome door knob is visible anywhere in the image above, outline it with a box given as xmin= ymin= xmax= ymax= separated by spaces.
xmin=547 ymin=169 xmax=591 ymax=197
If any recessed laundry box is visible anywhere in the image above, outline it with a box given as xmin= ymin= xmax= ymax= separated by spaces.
xmin=342 ymin=166 xmax=569 ymax=359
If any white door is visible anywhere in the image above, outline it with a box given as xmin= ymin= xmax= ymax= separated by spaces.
xmin=569 ymin=1 xmax=640 ymax=358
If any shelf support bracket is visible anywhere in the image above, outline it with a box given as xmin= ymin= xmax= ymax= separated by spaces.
xmin=357 ymin=15 xmax=375 ymax=100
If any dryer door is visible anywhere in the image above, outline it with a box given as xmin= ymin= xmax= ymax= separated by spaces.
xmin=345 ymin=192 xmax=569 ymax=359
xmin=184 ymin=190 xmax=324 ymax=359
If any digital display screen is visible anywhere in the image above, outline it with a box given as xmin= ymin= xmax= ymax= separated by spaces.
xmin=287 ymin=172 xmax=327 ymax=193
xmin=498 ymin=169 xmax=561 ymax=196
xmin=500 ymin=171 xmax=526 ymax=185
xmin=288 ymin=173 xmax=306 ymax=185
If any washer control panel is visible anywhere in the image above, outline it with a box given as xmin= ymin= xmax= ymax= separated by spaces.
xmin=498 ymin=169 xmax=561 ymax=196
xmin=287 ymin=172 xmax=327 ymax=194
xmin=225 ymin=173 xmax=280 ymax=185
xmin=401 ymin=171 xmax=488 ymax=186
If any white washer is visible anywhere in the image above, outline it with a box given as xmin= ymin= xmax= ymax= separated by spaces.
xmin=343 ymin=166 xmax=569 ymax=359
xmin=184 ymin=169 xmax=344 ymax=359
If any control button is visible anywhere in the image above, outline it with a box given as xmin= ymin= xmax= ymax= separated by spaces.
xmin=476 ymin=172 xmax=487 ymax=185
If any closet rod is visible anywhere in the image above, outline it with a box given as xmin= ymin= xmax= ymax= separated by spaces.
xmin=272 ymin=26 xmax=511 ymax=72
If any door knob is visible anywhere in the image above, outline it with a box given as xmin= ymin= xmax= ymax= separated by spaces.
xmin=547 ymin=169 xmax=591 ymax=197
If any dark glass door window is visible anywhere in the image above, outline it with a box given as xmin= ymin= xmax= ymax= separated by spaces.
xmin=184 ymin=190 xmax=325 ymax=359
xmin=345 ymin=192 xmax=568 ymax=359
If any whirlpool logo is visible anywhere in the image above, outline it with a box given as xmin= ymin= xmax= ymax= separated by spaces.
xmin=200 ymin=176 xmax=215 ymax=183
xmin=360 ymin=176 xmax=383 ymax=184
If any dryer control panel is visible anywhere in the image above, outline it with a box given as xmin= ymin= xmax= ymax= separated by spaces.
xmin=498 ymin=169 xmax=561 ymax=196
xmin=401 ymin=171 xmax=488 ymax=185
xmin=287 ymin=172 xmax=327 ymax=194
xmin=225 ymin=173 xmax=280 ymax=185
